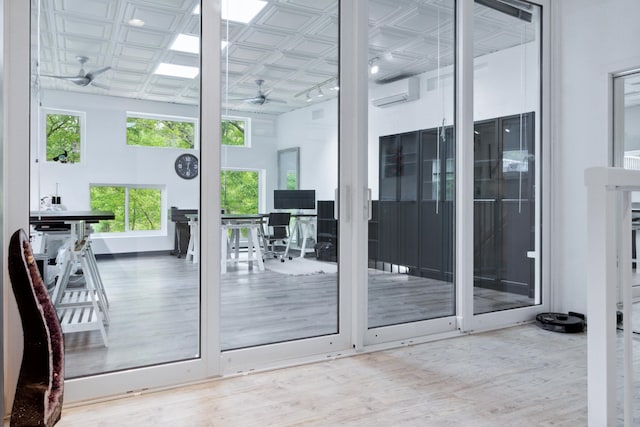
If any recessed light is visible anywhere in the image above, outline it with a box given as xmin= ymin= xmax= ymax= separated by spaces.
xmin=193 ymin=4 xmax=200 ymax=14
xmin=170 ymin=34 xmax=200 ymax=54
xmin=128 ymin=18 xmax=145 ymax=27
xmin=154 ymin=63 xmax=199 ymax=79
xmin=221 ymin=41 xmax=229 ymax=50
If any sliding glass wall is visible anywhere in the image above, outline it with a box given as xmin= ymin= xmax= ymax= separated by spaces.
xmin=366 ymin=0 xmax=457 ymax=338
xmin=29 ymin=0 xmax=202 ymax=378
xmin=219 ymin=0 xmax=340 ymax=351
xmin=472 ymin=0 xmax=542 ymax=314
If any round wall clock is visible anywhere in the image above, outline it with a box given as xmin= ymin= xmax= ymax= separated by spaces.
xmin=174 ymin=153 xmax=199 ymax=179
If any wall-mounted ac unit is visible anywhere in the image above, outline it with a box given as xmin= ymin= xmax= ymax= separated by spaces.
xmin=371 ymin=77 xmax=420 ymax=108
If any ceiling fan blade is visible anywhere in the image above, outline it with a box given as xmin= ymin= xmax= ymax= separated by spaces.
xmin=265 ymin=98 xmax=286 ymax=104
xmin=244 ymin=97 xmax=266 ymax=105
xmin=86 ymin=66 xmax=111 ymax=80
xmin=42 ymin=74 xmax=91 ymax=85
xmin=89 ymin=81 xmax=110 ymax=90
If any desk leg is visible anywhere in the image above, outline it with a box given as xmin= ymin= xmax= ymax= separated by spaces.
xmin=221 ymin=229 xmax=228 ymax=273
xmin=249 ymin=227 xmax=264 ymax=271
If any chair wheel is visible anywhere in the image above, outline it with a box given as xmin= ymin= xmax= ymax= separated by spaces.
xmin=280 ymin=259 xmax=285 ymax=263
xmin=288 ymin=257 xmax=293 ymax=260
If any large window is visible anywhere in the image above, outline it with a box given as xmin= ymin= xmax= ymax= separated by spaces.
xmin=222 ymin=116 xmax=250 ymax=147
xmin=220 ymin=170 xmax=259 ymax=214
xmin=90 ymin=185 xmax=163 ymax=233
xmin=44 ymin=109 xmax=84 ymax=163
xmin=126 ymin=114 xmax=196 ymax=149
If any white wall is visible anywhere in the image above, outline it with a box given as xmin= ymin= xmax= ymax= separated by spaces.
xmin=34 ymin=90 xmax=278 ymax=254
xmin=279 ymin=41 xmax=539 ymax=201
xmin=553 ymin=0 xmax=640 ymax=315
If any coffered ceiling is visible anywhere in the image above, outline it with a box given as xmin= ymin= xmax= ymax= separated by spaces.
xmin=33 ymin=0 xmax=538 ymax=115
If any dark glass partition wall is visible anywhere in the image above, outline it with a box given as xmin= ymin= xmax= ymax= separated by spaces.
xmin=30 ymin=0 xmax=202 ymax=378
xmin=473 ymin=0 xmax=541 ymax=314
xmin=367 ymin=0 xmax=456 ymax=329
xmin=219 ymin=0 xmax=340 ymax=350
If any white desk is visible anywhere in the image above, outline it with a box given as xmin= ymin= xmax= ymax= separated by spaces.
xmin=285 ymin=215 xmax=317 ymax=258
xmin=221 ymin=215 xmax=265 ymax=273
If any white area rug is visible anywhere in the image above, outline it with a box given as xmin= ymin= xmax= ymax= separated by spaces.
xmin=264 ymin=257 xmax=337 ymax=276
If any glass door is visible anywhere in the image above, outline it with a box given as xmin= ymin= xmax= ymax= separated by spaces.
xmin=472 ymin=0 xmax=542 ymax=315
xmin=29 ymin=0 xmax=202 ymax=382
xmin=612 ymin=70 xmax=640 ymax=298
xmin=219 ymin=0 xmax=343 ymax=365
xmin=366 ymin=0 xmax=457 ymax=343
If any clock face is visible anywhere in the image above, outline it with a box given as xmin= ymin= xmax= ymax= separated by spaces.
xmin=175 ymin=153 xmax=199 ymax=179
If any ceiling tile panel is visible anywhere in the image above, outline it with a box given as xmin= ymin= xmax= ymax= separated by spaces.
xmin=281 ymin=0 xmax=337 ymax=12
xmin=134 ymin=0 xmax=193 ymax=10
xmin=121 ymin=27 xmax=172 ymax=48
xmin=368 ymin=28 xmax=416 ymax=52
xmin=289 ymin=37 xmax=334 ymax=56
xmin=123 ymin=4 xmax=182 ymax=31
xmin=114 ymin=58 xmax=154 ymax=73
xmin=115 ymin=44 xmax=160 ymax=62
xmin=393 ymin=5 xmax=452 ymax=34
xmin=53 ymin=0 xmax=116 ymax=20
xmin=57 ymin=35 xmax=110 ymax=56
xmin=240 ymin=28 xmax=290 ymax=49
xmin=271 ymin=51 xmax=316 ymax=69
xmin=307 ymin=16 xmax=338 ymax=41
xmin=222 ymin=61 xmax=254 ymax=75
xmin=110 ymin=70 xmax=149 ymax=83
xmin=258 ymin=6 xmax=315 ymax=32
xmin=259 ymin=64 xmax=296 ymax=80
xmin=227 ymin=45 xmax=270 ymax=62
xmin=55 ymin=16 xmax=113 ymax=39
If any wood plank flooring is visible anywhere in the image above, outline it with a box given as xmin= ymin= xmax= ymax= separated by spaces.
xmin=43 ymin=324 xmax=593 ymax=426
xmin=63 ymin=253 xmax=534 ymax=378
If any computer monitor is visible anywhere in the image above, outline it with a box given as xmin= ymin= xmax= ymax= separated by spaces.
xmin=273 ymin=190 xmax=316 ymax=210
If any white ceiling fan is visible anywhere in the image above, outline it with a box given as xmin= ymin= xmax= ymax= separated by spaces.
xmin=42 ymin=55 xmax=111 ymax=89
xmin=235 ymin=79 xmax=286 ymax=105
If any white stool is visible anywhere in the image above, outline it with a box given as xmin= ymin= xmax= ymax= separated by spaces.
xmin=185 ymin=215 xmax=199 ymax=264
xmin=221 ymin=223 xmax=264 ymax=273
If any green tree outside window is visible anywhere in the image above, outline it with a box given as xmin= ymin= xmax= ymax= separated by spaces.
xmin=127 ymin=117 xmax=195 ymax=149
xmin=221 ymin=170 xmax=258 ymax=214
xmin=90 ymin=185 xmax=162 ymax=233
xmin=222 ymin=119 xmax=246 ymax=146
xmin=46 ymin=113 xmax=81 ymax=163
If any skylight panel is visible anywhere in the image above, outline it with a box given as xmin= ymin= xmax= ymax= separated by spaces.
xmin=154 ymin=63 xmax=199 ymax=79
xmin=170 ymin=34 xmax=200 ymax=54
xmin=222 ymin=0 xmax=267 ymax=23
xmin=192 ymin=1 xmax=267 ymax=24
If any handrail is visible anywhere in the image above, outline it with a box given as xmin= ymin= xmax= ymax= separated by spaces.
xmin=585 ymin=166 xmax=640 ymax=426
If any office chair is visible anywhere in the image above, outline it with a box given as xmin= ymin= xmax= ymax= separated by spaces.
xmin=263 ymin=212 xmax=292 ymax=262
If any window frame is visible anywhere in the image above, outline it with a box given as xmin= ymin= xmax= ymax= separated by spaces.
xmin=222 ymin=115 xmax=251 ymax=148
xmin=89 ymin=183 xmax=167 ymax=236
xmin=41 ymin=108 xmax=86 ymax=165
xmin=126 ymin=111 xmax=200 ymax=150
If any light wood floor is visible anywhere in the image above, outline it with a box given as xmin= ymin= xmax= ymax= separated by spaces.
xmin=62 ymin=253 xmax=534 ymax=378
xmin=41 ymin=324 xmax=593 ymax=426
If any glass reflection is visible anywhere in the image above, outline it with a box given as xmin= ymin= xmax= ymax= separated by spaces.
xmin=30 ymin=0 xmax=202 ymax=378
xmin=473 ymin=0 xmax=541 ymax=314
xmin=368 ymin=0 xmax=456 ymax=329
xmin=219 ymin=0 xmax=340 ymax=350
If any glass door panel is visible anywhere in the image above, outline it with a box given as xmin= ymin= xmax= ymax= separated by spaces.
xmin=612 ymin=70 xmax=640 ymax=295
xmin=30 ymin=0 xmax=202 ymax=378
xmin=473 ymin=0 xmax=541 ymax=314
xmin=367 ymin=0 xmax=456 ymax=333
xmin=219 ymin=0 xmax=340 ymax=350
